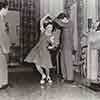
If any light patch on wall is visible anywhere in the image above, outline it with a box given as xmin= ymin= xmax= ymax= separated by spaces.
xmin=40 ymin=0 xmax=64 ymax=18
xmin=5 ymin=10 xmax=20 ymax=45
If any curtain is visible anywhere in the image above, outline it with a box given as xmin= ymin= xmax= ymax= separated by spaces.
xmin=87 ymin=32 xmax=99 ymax=81
xmin=70 ymin=2 xmax=78 ymax=51
xmin=40 ymin=0 xmax=64 ymax=18
xmin=87 ymin=0 xmax=98 ymax=21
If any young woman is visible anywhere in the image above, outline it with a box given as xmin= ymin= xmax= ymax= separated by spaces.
xmin=0 ymin=0 xmax=10 ymax=88
xmin=24 ymin=20 xmax=58 ymax=84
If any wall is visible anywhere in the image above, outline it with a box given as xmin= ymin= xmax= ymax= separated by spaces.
xmin=98 ymin=0 xmax=100 ymax=18
xmin=5 ymin=10 xmax=20 ymax=45
xmin=87 ymin=0 xmax=98 ymax=20
xmin=83 ymin=0 xmax=98 ymax=32
xmin=40 ymin=0 xmax=64 ymax=18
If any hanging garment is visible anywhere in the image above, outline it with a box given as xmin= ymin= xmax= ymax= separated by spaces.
xmin=70 ymin=2 xmax=78 ymax=51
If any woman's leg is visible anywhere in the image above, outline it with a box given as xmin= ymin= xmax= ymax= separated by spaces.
xmin=45 ymin=68 xmax=52 ymax=83
xmin=35 ymin=64 xmax=46 ymax=84
xmin=45 ymin=68 xmax=50 ymax=78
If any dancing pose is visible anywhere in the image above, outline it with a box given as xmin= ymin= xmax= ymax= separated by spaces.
xmin=25 ymin=15 xmax=59 ymax=84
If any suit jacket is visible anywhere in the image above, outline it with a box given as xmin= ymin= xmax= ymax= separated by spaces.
xmin=54 ymin=18 xmax=74 ymax=51
xmin=0 ymin=14 xmax=10 ymax=54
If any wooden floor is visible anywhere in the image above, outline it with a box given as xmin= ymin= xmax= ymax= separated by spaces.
xmin=0 ymin=71 xmax=99 ymax=100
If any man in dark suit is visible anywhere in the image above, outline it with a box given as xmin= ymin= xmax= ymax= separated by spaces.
xmin=54 ymin=12 xmax=74 ymax=83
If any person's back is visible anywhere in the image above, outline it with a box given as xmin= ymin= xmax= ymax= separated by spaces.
xmin=54 ymin=12 xmax=74 ymax=82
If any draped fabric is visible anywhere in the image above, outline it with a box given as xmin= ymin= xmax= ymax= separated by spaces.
xmin=87 ymin=32 xmax=100 ymax=81
xmin=70 ymin=2 xmax=78 ymax=51
xmin=40 ymin=0 xmax=64 ymax=18
xmin=87 ymin=47 xmax=98 ymax=81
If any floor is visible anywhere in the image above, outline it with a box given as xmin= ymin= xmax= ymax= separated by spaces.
xmin=0 ymin=67 xmax=100 ymax=100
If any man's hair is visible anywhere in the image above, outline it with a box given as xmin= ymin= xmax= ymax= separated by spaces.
xmin=57 ymin=13 xmax=67 ymax=19
xmin=0 ymin=0 xmax=8 ymax=10
xmin=57 ymin=12 xmax=70 ymax=19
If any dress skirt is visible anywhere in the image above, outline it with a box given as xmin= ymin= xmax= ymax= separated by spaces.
xmin=24 ymin=35 xmax=53 ymax=69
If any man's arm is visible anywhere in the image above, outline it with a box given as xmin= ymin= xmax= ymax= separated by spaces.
xmin=40 ymin=14 xmax=51 ymax=33
xmin=54 ymin=18 xmax=67 ymax=27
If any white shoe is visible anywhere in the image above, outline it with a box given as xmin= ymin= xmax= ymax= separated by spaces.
xmin=47 ymin=77 xmax=52 ymax=84
xmin=40 ymin=79 xmax=45 ymax=84
xmin=40 ymin=74 xmax=46 ymax=84
xmin=48 ymin=79 xmax=52 ymax=84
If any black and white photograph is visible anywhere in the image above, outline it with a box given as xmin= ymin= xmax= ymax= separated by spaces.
xmin=0 ymin=0 xmax=100 ymax=99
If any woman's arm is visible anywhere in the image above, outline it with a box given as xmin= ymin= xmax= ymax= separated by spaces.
xmin=40 ymin=14 xmax=51 ymax=33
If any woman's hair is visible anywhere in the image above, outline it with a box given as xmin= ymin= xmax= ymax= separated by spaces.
xmin=0 ymin=0 xmax=8 ymax=10
xmin=45 ymin=16 xmax=52 ymax=21
xmin=43 ymin=22 xmax=55 ymax=32
xmin=44 ymin=16 xmax=52 ymax=24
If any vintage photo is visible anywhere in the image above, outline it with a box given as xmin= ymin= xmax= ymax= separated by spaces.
xmin=0 ymin=0 xmax=100 ymax=100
